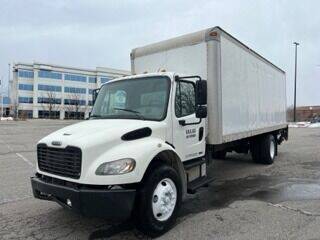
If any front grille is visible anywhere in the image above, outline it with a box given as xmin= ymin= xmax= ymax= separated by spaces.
xmin=37 ymin=144 xmax=82 ymax=179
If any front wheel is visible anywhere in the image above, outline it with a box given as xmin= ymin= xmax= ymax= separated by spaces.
xmin=134 ymin=164 xmax=182 ymax=237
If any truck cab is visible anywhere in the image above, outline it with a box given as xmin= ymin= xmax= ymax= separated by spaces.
xmin=31 ymin=72 xmax=209 ymax=236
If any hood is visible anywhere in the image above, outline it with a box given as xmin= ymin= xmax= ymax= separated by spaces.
xmin=39 ymin=119 xmax=167 ymax=149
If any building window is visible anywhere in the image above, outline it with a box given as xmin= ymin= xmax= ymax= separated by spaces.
xmin=38 ymin=84 xmax=62 ymax=92
xmin=101 ymin=77 xmax=111 ymax=84
xmin=64 ymin=87 xmax=86 ymax=94
xmin=89 ymin=76 xmax=97 ymax=83
xmin=18 ymin=70 xmax=34 ymax=78
xmin=18 ymin=110 xmax=33 ymax=118
xmin=18 ymin=97 xmax=33 ymax=104
xmin=65 ymin=74 xmax=87 ymax=82
xmin=37 ymin=97 xmax=61 ymax=104
xmin=64 ymin=99 xmax=86 ymax=105
xmin=175 ymin=81 xmax=196 ymax=118
xmin=38 ymin=70 xmax=62 ymax=80
xmin=88 ymin=89 xmax=94 ymax=95
xmin=88 ymin=100 xmax=93 ymax=106
xmin=19 ymin=84 xmax=33 ymax=91
xmin=3 ymin=96 xmax=11 ymax=104
xmin=65 ymin=111 xmax=85 ymax=120
xmin=38 ymin=110 xmax=60 ymax=119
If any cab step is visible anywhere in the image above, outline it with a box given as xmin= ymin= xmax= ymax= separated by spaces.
xmin=187 ymin=176 xmax=214 ymax=194
xmin=184 ymin=157 xmax=206 ymax=170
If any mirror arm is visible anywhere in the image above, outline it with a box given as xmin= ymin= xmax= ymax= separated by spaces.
xmin=175 ymin=75 xmax=202 ymax=82
xmin=179 ymin=118 xmax=202 ymax=126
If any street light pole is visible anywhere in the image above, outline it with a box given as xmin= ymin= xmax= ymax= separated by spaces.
xmin=7 ymin=63 xmax=10 ymax=117
xmin=8 ymin=63 xmax=10 ymax=93
xmin=293 ymin=42 xmax=299 ymax=122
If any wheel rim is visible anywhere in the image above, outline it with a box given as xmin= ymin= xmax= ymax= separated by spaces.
xmin=270 ymin=139 xmax=275 ymax=159
xmin=152 ymin=178 xmax=177 ymax=222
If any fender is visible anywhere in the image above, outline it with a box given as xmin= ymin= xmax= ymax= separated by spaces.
xmin=81 ymin=137 xmax=186 ymax=186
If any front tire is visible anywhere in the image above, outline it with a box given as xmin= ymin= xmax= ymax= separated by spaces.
xmin=134 ymin=164 xmax=182 ymax=237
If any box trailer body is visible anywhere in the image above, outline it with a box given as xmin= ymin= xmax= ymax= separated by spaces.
xmin=31 ymin=27 xmax=288 ymax=237
xmin=131 ymin=26 xmax=287 ymax=145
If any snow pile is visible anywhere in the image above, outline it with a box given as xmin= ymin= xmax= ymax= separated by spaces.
xmin=289 ymin=122 xmax=320 ymax=128
xmin=289 ymin=122 xmax=310 ymax=128
xmin=0 ymin=117 xmax=13 ymax=121
xmin=309 ymin=123 xmax=320 ymax=128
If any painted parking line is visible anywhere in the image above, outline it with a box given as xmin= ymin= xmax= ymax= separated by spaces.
xmin=16 ymin=152 xmax=34 ymax=167
xmin=0 ymin=138 xmax=34 ymax=167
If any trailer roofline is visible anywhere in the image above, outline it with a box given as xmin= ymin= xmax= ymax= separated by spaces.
xmin=215 ymin=27 xmax=285 ymax=74
xmin=131 ymin=26 xmax=285 ymax=74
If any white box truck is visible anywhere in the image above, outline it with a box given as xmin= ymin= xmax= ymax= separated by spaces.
xmin=31 ymin=27 xmax=288 ymax=237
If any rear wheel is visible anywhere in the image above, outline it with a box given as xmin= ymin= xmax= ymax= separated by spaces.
xmin=134 ymin=164 xmax=182 ymax=237
xmin=251 ymin=134 xmax=276 ymax=164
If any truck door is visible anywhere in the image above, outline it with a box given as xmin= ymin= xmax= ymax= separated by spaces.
xmin=172 ymin=78 xmax=206 ymax=162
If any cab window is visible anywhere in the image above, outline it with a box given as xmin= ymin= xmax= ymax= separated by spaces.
xmin=175 ymin=81 xmax=196 ymax=118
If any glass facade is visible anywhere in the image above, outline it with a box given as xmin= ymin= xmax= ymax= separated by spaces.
xmin=38 ymin=70 xmax=62 ymax=79
xmin=3 ymin=96 xmax=11 ymax=104
xmin=14 ymin=64 xmax=127 ymax=119
xmin=64 ymin=99 xmax=86 ymax=105
xmin=18 ymin=97 xmax=33 ymax=104
xmin=64 ymin=86 xmax=86 ymax=94
xmin=18 ymin=70 xmax=34 ymax=78
xmin=88 ymin=76 xmax=97 ymax=83
xmin=37 ymin=97 xmax=61 ymax=104
xmin=38 ymin=84 xmax=62 ymax=92
xmin=18 ymin=110 xmax=33 ymax=118
xmin=38 ymin=110 xmax=60 ymax=119
xmin=19 ymin=84 xmax=33 ymax=91
xmin=65 ymin=111 xmax=85 ymax=120
xmin=65 ymin=74 xmax=87 ymax=82
xmin=100 ymin=77 xmax=111 ymax=84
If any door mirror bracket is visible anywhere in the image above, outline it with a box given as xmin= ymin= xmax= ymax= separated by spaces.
xmin=196 ymin=105 xmax=207 ymax=118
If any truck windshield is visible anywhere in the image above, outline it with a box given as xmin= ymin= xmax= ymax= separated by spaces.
xmin=91 ymin=76 xmax=170 ymax=121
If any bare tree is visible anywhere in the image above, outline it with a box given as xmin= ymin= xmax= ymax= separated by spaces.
xmin=10 ymin=100 xmax=19 ymax=119
xmin=40 ymin=91 xmax=60 ymax=119
xmin=286 ymin=105 xmax=294 ymax=122
xmin=64 ymin=93 xmax=87 ymax=119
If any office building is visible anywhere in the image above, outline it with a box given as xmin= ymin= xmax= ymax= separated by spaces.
xmin=12 ymin=62 xmax=130 ymax=119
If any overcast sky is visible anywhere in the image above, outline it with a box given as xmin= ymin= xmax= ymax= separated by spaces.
xmin=0 ymin=0 xmax=319 ymax=106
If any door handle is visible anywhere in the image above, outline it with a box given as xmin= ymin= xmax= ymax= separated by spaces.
xmin=199 ymin=127 xmax=204 ymax=141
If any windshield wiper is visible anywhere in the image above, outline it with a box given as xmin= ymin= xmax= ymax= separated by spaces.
xmin=113 ymin=108 xmax=145 ymax=120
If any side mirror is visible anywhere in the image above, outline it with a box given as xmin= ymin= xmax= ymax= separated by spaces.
xmin=196 ymin=105 xmax=207 ymax=118
xmin=92 ymin=88 xmax=100 ymax=105
xmin=195 ymin=80 xmax=207 ymax=105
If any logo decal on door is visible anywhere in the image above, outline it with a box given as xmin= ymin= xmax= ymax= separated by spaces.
xmin=186 ymin=128 xmax=196 ymax=139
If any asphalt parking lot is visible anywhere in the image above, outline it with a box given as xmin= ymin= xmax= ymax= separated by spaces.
xmin=1 ymin=119 xmax=320 ymax=240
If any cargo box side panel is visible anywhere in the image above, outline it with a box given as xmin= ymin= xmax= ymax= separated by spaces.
xmin=133 ymin=43 xmax=207 ymax=77
xmin=220 ymin=35 xmax=286 ymax=142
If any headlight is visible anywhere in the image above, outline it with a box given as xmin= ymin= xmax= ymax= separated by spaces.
xmin=95 ymin=158 xmax=136 ymax=175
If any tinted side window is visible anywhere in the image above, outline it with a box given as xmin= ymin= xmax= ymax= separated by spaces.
xmin=175 ymin=81 xmax=196 ymax=118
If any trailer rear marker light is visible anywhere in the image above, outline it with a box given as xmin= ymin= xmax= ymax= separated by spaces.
xmin=209 ymin=31 xmax=218 ymax=37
